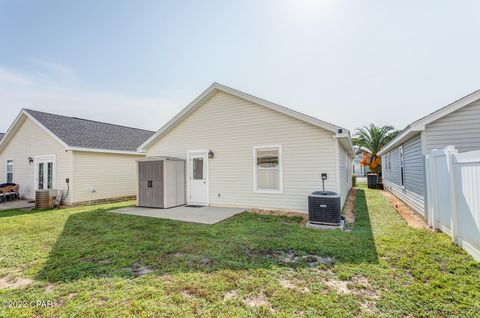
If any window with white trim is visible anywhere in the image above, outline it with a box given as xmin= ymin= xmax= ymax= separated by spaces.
xmin=386 ymin=153 xmax=391 ymax=172
xmin=400 ymin=146 xmax=405 ymax=187
xmin=254 ymin=146 xmax=282 ymax=192
xmin=6 ymin=160 xmax=13 ymax=183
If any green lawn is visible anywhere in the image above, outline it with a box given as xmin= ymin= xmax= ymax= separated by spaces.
xmin=0 ymin=184 xmax=479 ymax=317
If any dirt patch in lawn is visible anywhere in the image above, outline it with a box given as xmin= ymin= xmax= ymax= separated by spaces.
xmin=279 ymin=278 xmax=311 ymax=293
xmin=223 ymin=290 xmax=238 ymax=301
xmin=0 ymin=276 xmax=33 ymax=289
xmin=382 ymin=190 xmax=429 ymax=229
xmin=342 ymin=187 xmax=358 ymax=225
xmin=44 ymin=283 xmax=56 ymax=293
xmin=320 ymin=271 xmax=380 ymax=314
xmin=245 ymin=294 xmax=273 ymax=310
xmin=170 ymin=252 xmax=214 ymax=268
xmin=248 ymin=209 xmax=308 ymax=224
xmin=123 ymin=261 xmax=154 ymax=277
xmin=266 ymin=250 xmax=334 ymax=267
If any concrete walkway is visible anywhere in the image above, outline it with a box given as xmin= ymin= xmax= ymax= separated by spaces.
xmin=111 ymin=205 xmax=246 ymax=224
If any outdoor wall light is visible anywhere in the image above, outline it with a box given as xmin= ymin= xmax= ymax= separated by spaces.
xmin=28 ymin=157 xmax=33 ymax=165
xmin=208 ymin=150 xmax=214 ymax=159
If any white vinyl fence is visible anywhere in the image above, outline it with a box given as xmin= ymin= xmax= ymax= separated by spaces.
xmin=425 ymin=146 xmax=480 ymax=261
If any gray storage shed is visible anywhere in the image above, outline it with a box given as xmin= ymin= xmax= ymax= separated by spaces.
xmin=137 ymin=157 xmax=185 ymax=208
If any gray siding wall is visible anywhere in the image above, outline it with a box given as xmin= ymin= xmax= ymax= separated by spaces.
xmin=425 ymin=99 xmax=480 ymax=153
xmin=384 ymin=148 xmax=401 ymax=184
xmin=338 ymin=144 xmax=353 ymax=207
xmin=383 ymin=134 xmax=426 ymax=216
xmin=403 ymin=135 xmax=424 ymax=196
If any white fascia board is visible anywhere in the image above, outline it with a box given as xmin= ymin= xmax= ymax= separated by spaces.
xmin=0 ymin=110 xmax=26 ymax=153
xmin=335 ymin=131 xmax=355 ymax=156
xmin=410 ymin=89 xmax=480 ymax=130
xmin=68 ymin=147 xmax=146 ymax=156
xmin=378 ymin=128 xmax=422 ymax=156
xmin=380 ymin=89 xmax=480 ymax=156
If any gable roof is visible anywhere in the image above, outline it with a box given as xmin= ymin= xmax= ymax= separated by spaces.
xmin=379 ymin=89 xmax=480 ymax=155
xmin=139 ymin=82 xmax=355 ymax=155
xmin=0 ymin=109 xmax=155 ymax=155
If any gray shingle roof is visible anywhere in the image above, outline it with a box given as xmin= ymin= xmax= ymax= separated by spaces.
xmin=24 ymin=109 xmax=155 ymax=152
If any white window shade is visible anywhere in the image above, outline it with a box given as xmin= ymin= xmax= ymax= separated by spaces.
xmin=258 ymin=169 xmax=280 ymax=189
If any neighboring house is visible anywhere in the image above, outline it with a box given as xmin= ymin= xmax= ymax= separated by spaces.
xmin=139 ymin=83 xmax=355 ymax=212
xmin=352 ymin=154 xmax=369 ymax=176
xmin=0 ymin=109 xmax=155 ymax=204
xmin=379 ymin=89 xmax=480 ymax=219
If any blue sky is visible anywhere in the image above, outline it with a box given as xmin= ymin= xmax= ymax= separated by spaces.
xmin=1 ymin=0 xmax=480 ymax=133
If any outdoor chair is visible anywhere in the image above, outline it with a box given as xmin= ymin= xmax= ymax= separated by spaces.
xmin=10 ymin=184 xmax=20 ymax=200
xmin=2 ymin=185 xmax=14 ymax=201
xmin=0 ymin=186 xmax=9 ymax=202
xmin=0 ymin=184 xmax=19 ymax=201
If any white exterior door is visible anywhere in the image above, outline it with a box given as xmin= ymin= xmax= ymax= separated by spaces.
xmin=34 ymin=155 xmax=56 ymax=191
xmin=187 ymin=151 xmax=208 ymax=205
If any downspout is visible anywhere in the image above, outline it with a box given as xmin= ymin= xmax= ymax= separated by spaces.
xmin=333 ymin=136 xmax=341 ymax=196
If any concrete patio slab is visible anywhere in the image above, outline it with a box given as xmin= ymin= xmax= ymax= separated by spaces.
xmin=0 ymin=199 xmax=35 ymax=211
xmin=111 ymin=205 xmax=246 ymax=224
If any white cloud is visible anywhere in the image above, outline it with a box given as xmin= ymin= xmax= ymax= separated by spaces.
xmin=29 ymin=59 xmax=77 ymax=83
xmin=0 ymin=64 xmax=187 ymax=133
xmin=0 ymin=67 xmax=34 ymax=87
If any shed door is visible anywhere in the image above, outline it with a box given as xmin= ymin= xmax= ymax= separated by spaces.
xmin=138 ymin=161 xmax=163 ymax=207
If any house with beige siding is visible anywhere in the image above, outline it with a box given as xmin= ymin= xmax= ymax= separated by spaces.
xmin=379 ymin=89 xmax=480 ymax=219
xmin=0 ymin=109 xmax=154 ymax=205
xmin=139 ymin=83 xmax=355 ymax=212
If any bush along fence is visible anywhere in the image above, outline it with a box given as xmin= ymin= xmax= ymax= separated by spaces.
xmin=425 ymin=146 xmax=480 ymax=261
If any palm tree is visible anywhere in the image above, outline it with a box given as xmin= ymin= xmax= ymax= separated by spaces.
xmin=353 ymin=124 xmax=399 ymax=173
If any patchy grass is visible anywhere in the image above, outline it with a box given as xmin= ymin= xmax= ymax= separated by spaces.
xmin=0 ymin=185 xmax=479 ymax=317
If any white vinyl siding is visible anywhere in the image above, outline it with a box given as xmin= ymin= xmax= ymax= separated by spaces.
xmin=0 ymin=115 xmax=143 ymax=204
xmin=71 ymin=151 xmax=140 ymax=203
xmin=146 ymin=91 xmax=338 ymax=212
xmin=0 ymin=117 xmax=73 ymax=201
xmin=383 ymin=134 xmax=425 ymax=216
xmin=425 ymin=99 xmax=480 ymax=152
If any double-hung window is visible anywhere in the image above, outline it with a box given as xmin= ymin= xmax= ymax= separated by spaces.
xmin=6 ymin=160 xmax=13 ymax=183
xmin=254 ymin=145 xmax=282 ymax=193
